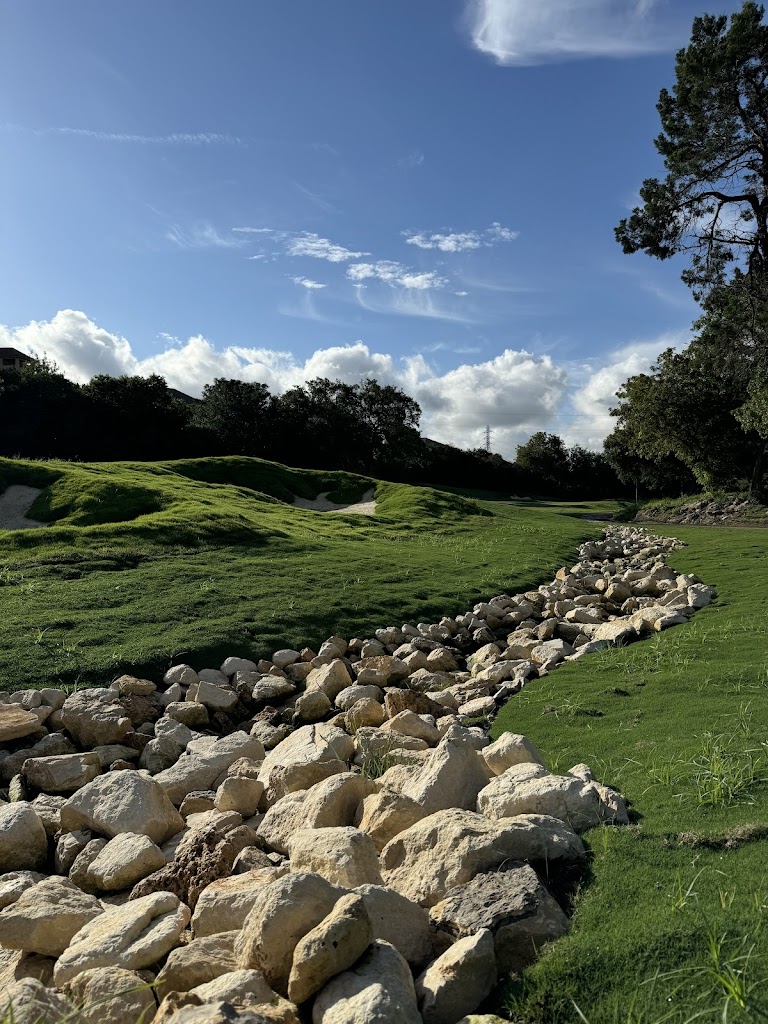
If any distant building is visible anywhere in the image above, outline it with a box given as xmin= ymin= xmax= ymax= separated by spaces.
xmin=0 ymin=348 xmax=33 ymax=372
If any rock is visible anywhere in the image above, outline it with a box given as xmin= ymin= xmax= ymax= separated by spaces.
xmin=312 ymin=940 xmax=421 ymax=1024
xmin=22 ymin=752 xmax=101 ymax=793
xmin=155 ymin=1000 xmax=289 ymax=1024
xmin=335 ymin=685 xmax=384 ymax=711
xmin=344 ymin=697 xmax=385 ymax=730
xmin=258 ymin=772 xmax=377 ymax=854
xmin=93 ymin=744 xmax=140 ymax=768
xmin=416 ymin=929 xmax=497 ymax=1024
xmin=289 ymin=827 xmax=383 ymax=887
xmin=530 ymin=639 xmax=574 ymax=665
xmin=0 ymin=876 xmax=103 ymax=955
xmin=481 ymin=733 xmax=546 ymax=775
xmin=353 ymin=884 xmax=433 ymax=969
xmin=61 ymin=689 xmax=132 ymax=747
xmin=355 ymin=728 xmax=429 ymax=765
xmin=166 ymin=703 xmax=210 ymax=729
xmin=69 ymin=838 xmax=108 ymax=893
xmin=180 ymin=791 xmax=216 ymax=817
xmin=400 ymin=734 xmax=489 ymax=814
xmin=191 ymin=866 xmax=289 ymax=937
xmin=1 ymin=978 xmax=74 ymax=1024
xmin=85 ymin=832 xmax=166 ymax=891
xmin=61 ymin=771 xmax=184 ymax=844
xmin=165 ymin=665 xmax=199 ymax=688
xmin=353 ymin=790 xmax=429 ymax=851
xmin=383 ymin=689 xmax=451 ymax=720
xmin=215 ymin=776 xmax=264 ymax=817
xmin=64 ymin=966 xmax=156 ymax=1024
xmin=429 ymin=863 xmax=569 ymax=975
xmin=116 ymin=674 xmax=157 ymax=696
xmin=305 ymin=660 xmax=354 ymax=701
xmin=155 ymin=932 xmax=238 ymax=1001
xmin=458 ymin=696 xmax=496 ymax=718
xmin=194 ymin=680 xmax=239 ymax=712
xmin=130 ymin=825 xmax=238 ymax=910
xmin=294 ymin=690 xmax=333 ymax=723
xmin=191 ymin=970 xmax=295 ymax=1020
xmin=264 ymin=759 xmax=348 ymax=804
xmin=272 ymin=649 xmax=301 ymax=669
xmin=31 ymin=793 xmax=67 ymax=835
xmin=382 ymin=710 xmax=440 ymax=745
xmin=477 ymin=763 xmax=605 ymax=832
xmin=592 ymin=620 xmax=637 ymax=645
xmin=249 ymin=677 xmax=297 ymax=704
xmin=354 ymin=656 xmax=410 ymax=687
xmin=288 ymin=893 xmax=373 ymax=1004
xmin=155 ymin=732 xmax=265 ymax=806
xmin=53 ymin=891 xmax=191 ymax=986
xmin=236 ymin=871 xmax=343 ymax=994
xmin=221 ymin=657 xmax=258 ymax=677
xmin=1 ymin=733 xmax=77 ymax=783
xmin=0 ymin=705 xmax=43 ymax=742
xmin=0 ymin=803 xmax=47 ymax=872
xmin=380 ymin=808 xmax=584 ymax=906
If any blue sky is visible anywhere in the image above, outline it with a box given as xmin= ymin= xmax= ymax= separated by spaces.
xmin=0 ymin=0 xmax=746 ymax=455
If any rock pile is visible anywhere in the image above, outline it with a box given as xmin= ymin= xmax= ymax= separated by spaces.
xmin=637 ymin=494 xmax=767 ymax=526
xmin=0 ymin=527 xmax=715 ymax=1024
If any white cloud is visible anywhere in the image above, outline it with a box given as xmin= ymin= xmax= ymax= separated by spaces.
xmin=347 ymin=261 xmax=447 ymax=290
xmin=397 ymin=151 xmax=425 ymax=169
xmin=287 ymin=232 xmax=368 ymax=263
xmin=165 ymin=222 xmax=244 ymax=250
xmin=232 ymin=227 xmax=275 ymax=234
xmin=467 ymin=0 xmax=672 ymax=65
xmin=405 ymin=223 xmax=518 ymax=252
xmin=1 ymin=123 xmax=244 ymax=146
xmin=563 ymin=332 xmax=689 ymax=449
xmin=2 ymin=310 xmax=567 ymax=451
xmin=291 ymin=277 xmax=326 ymax=290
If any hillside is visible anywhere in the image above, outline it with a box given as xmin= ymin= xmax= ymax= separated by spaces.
xmin=0 ymin=456 xmax=594 ymax=689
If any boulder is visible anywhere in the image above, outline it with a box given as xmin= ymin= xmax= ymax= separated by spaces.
xmin=85 ymin=832 xmax=165 ymax=891
xmin=155 ymin=931 xmax=238 ymax=1001
xmin=353 ymin=789 xmax=429 ymax=851
xmin=156 ymin=733 xmax=265 ymax=806
xmin=1 ymin=978 xmax=74 ymax=1024
xmin=0 ymin=705 xmax=44 ymax=743
xmin=381 ymin=710 xmax=440 ymax=745
xmin=353 ymin=656 xmax=409 ymax=687
xmin=257 ymin=725 xmax=354 ymax=790
xmin=343 ymin=698 xmax=385 ymax=730
xmin=0 ymin=876 xmax=103 ymax=955
xmin=294 ymin=690 xmax=333 ymax=723
xmin=416 ymin=929 xmax=497 ymax=1024
xmin=258 ymin=773 xmax=377 ymax=854
xmin=264 ymin=759 xmax=348 ymax=805
xmin=400 ymin=734 xmax=489 ymax=814
xmin=476 ymin=763 xmax=605 ymax=832
xmin=130 ymin=825 xmax=239 ymax=910
xmin=288 ymin=893 xmax=373 ymax=1004
xmin=429 ymin=863 xmax=569 ymax=975
xmin=311 ymin=940 xmax=421 ymax=1024
xmin=215 ymin=776 xmax=264 ymax=817
xmin=53 ymin=891 xmax=191 ymax=986
xmin=61 ymin=689 xmax=132 ymax=747
xmin=0 ymin=803 xmax=47 ymax=872
xmin=353 ymin=884 xmax=433 ymax=970
xmin=305 ymin=660 xmax=354 ymax=701
xmin=381 ymin=808 xmax=584 ymax=906
xmin=61 ymin=771 xmax=184 ymax=844
xmin=335 ymin=685 xmax=384 ymax=711
xmin=64 ymin=966 xmax=156 ymax=1024
xmin=236 ymin=871 xmax=343 ymax=994
xmin=481 ymin=733 xmax=546 ymax=775
xmin=190 ymin=968 xmax=279 ymax=1005
xmin=289 ymin=827 xmax=383 ymax=887
xmin=191 ymin=866 xmax=289 ymax=937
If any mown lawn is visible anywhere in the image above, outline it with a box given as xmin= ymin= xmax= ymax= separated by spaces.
xmin=0 ymin=456 xmax=597 ymax=689
xmin=494 ymin=525 xmax=768 ymax=1023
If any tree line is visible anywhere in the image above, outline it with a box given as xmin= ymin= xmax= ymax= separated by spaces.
xmin=607 ymin=2 xmax=768 ymax=498
xmin=0 ymin=359 xmax=624 ymax=499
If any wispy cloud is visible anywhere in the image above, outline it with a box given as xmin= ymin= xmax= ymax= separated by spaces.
xmin=2 ymin=122 xmax=244 ymax=146
xmin=288 ymin=232 xmax=368 ymax=263
xmin=232 ymin=226 xmax=275 ymax=234
xmin=347 ymin=261 xmax=447 ymax=290
xmin=397 ymin=150 xmax=426 ymax=169
xmin=291 ymin=277 xmax=326 ymax=290
xmin=294 ymin=182 xmax=339 ymax=214
xmin=405 ymin=222 xmax=518 ymax=252
xmin=467 ymin=0 xmax=674 ymax=65
xmin=165 ymin=222 xmax=244 ymax=250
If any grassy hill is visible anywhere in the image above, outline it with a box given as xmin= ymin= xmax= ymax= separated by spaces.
xmin=0 ymin=456 xmax=595 ymax=689
xmin=495 ymin=524 xmax=768 ymax=1023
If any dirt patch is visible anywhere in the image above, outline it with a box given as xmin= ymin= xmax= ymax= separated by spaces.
xmin=0 ymin=486 xmax=46 ymax=531
xmin=291 ymin=488 xmax=377 ymax=516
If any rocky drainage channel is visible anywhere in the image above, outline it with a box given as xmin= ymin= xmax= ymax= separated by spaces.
xmin=0 ymin=526 xmax=716 ymax=1024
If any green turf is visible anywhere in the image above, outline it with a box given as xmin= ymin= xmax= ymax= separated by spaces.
xmin=493 ymin=524 xmax=768 ymax=1024
xmin=0 ymin=457 xmax=598 ymax=689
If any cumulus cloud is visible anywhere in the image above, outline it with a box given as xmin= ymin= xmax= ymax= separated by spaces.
xmin=291 ymin=277 xmax=326 ymax=289
xmin=467 ymin=0 xmax=672 ymax=65
xmin=405 ymin=222 xmax=518 ymax=252
xmin=347 ymin=261 xmax=447 ymax=290
xmin=2 ymin=310 xmax=567 ymax=451
xmin=287 ymin=232 xmax=368 ymax=263
xmin=563 ymin=332 xmax=689 ymax=449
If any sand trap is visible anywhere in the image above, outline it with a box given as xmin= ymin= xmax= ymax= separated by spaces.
xmin=291 ymin=488 xmax=377 ymax=516
xmin=0 ymin=485 xmax=46 ymax=531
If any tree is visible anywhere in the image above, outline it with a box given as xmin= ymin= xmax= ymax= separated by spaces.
xmin=194 ymin=379 xmax=273 ymax=457
xmin=83 ymin=375 xmax=193 ymax=460
xmin=0 ymin=358 xmax=86 ymax=458
xmin=615 ymin=3 xmax=768 ymax=298
xmin=514 ymin=432 xmax=570 ymax=495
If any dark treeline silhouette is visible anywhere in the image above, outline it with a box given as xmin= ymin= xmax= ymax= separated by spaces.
xmin=0 ymin=359 xmax=626 ymax=498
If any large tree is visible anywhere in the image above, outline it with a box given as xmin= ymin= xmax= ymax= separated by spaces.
xmin=615 ymin=2 xmax=768 ymax=298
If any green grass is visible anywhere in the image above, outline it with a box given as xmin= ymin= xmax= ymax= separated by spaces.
xmin=0 ymin=457 xmax=600 ymax=689
xmin=493 ymin=524 xmax=768 ymax=1024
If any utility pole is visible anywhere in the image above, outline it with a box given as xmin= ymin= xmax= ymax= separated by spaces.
xmin=484 ymin=425 xmax=492 ymax=452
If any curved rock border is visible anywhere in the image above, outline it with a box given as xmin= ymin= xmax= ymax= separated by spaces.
xmin=0 ymin=527 xmax=715 ymax=1024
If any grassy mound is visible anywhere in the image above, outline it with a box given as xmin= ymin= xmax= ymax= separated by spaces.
xmin=494 ymin=524 xmax=768 ymax=1023
xmin=0 ymin=457 xmax=596 ymax=688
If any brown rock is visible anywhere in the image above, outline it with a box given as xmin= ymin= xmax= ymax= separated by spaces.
xmin=130 ymin=826 xmax=238 ymax=910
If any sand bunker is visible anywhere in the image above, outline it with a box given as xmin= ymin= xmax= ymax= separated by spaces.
xmin=291 ymin=488 xmax=377 ymax=516
xmin=0 ymin=486 xmax=46 ymax=531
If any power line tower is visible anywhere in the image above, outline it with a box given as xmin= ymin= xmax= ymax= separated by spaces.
xmin=484 ymin=424 xmax=492 ymax=453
